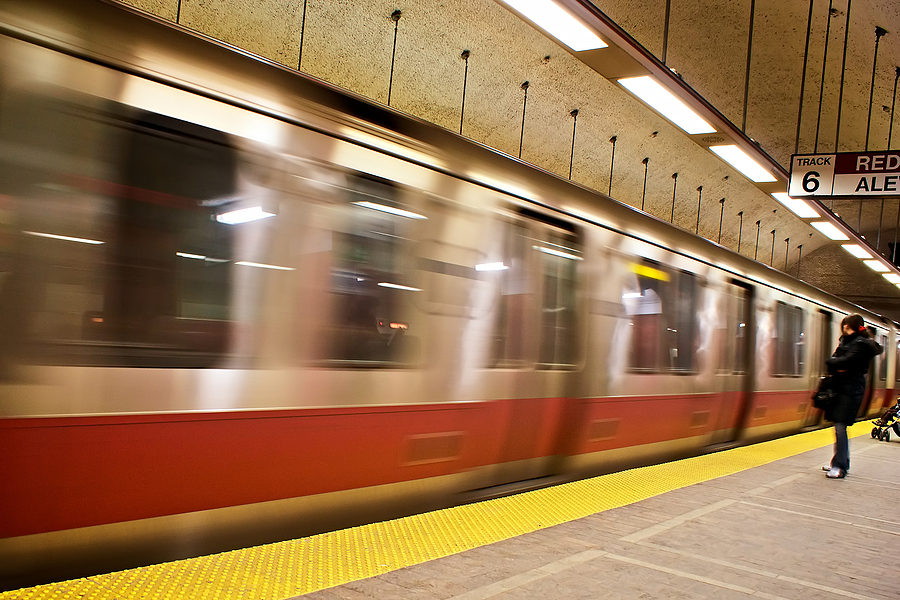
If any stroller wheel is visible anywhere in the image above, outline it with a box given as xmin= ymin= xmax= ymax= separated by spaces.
xmin=893 ymin=422 xmax=900 ymax=437
xmin=885 ymin=430 xmax=891 ymax=443
xmin=877 ymin=429 xmax=884 ymax=441
xmin=872 ymin=427 xmax=879 ymax=438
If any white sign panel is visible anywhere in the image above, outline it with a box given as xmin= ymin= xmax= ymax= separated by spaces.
xmin=790 ymin=152 xmax=900 ymax=197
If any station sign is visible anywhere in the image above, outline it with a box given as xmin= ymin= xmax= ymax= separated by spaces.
xmin=789 ymin=151 xmax=900 ymax=197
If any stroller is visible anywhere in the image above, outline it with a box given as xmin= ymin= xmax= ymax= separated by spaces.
xmin=871 ymin=400 xmax=900 ymax=442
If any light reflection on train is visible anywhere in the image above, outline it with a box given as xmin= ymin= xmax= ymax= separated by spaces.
xmin=0 ymin=0 xmax=897 ymax=589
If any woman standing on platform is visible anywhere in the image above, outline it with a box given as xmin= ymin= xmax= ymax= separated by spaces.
xmin=823 ymin=314 xmax=882 ymax=479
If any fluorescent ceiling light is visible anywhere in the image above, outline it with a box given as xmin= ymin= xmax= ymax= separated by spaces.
xmin=883 ymin=273 xmax=900 ymax=284
xmin=622 ymin=292 xmax=642 ymax=299
xmin=810 ymin=221 xmax=849 ymax=241
xmin=352 ymin=201 xmax=427 ymax=220
xmin=216 ymin=206 xmax=276 ymax=224
xmin=618 ymin=76 xmax=716 ymax=135
xmin=708 ymin=145 xmax=777 ymax=183
xmin=840 ymin=244 xmax=873 ymax=259
xmin=23 ymin=231 xmax=104 ymax=245
xmin=533 ymin=245 xmax=583 ymax=260
xmin=235 ymin=260 xmax=295 ymax=271
xmin=176 ymin=252 xmax=207 ymax=260
xmin=864 ymin=260 xmax=890 ymax=272
xmin=475 ymin=262 xmax=509 ymax=271
xmin=771 ymin=193 xmax=818 ymax=218
xmin=497 ymin=0 xmax=607 ymax=51
xmin=378 ymin=282 xmax=422 ymax=291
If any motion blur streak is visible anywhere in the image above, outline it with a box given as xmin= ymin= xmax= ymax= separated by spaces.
xmin=0 ymin=0 xmax=896 ymax=591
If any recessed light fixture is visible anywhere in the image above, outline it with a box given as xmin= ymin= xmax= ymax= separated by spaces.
xmin=497 ymin=0 xmax=607 ymax=51
xmin=352 ymin=201 xmax=427 ymax=220
xmin=618 ymin=76 xmax=716 ymax=135
xmin=770 ymin=193 xmax=818 ymax=218
xmin=216 ymin=206 xmax=276 ymax=224
xmin=883 ymin=273 xmax=900 ymax=284
xmin=810 ymin=221 xmax=849 ymax=241
xmin=840 ymin=244 xmax=873 ymax=259
xmin=863 ymin=260 xmax=890 ymax=272
xmin=708 ymin=145 xmax=777 ymax=183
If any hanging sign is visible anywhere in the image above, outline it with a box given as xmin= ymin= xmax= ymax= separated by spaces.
xmin=789 ymin=151 xmax=900 ymax=197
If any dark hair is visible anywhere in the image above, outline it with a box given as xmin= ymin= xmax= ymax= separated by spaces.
xmin=841 ymin=314 xmax=866 ymax=335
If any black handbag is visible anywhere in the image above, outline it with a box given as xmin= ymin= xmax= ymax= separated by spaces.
xmin=812 ymin=375 xmax=836 ymax=409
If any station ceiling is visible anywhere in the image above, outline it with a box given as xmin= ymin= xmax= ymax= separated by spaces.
xmin=120 ymin=0 xmax=900 ymax=318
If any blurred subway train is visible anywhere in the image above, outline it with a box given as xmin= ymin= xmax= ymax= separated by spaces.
xmin=1 ymin=0 xmax=897 ymax=590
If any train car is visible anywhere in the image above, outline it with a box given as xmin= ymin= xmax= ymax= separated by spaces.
xmin=0 ymin=0 xmax=897 ymax=589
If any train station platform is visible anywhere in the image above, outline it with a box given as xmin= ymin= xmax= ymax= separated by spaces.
xmin=4 ymin=424 xmax=899 ymax=600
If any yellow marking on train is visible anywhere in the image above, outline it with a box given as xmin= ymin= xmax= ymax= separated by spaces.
xmin=1 ymin=424 xmax=866 ymax=600
xmin=630 ymin=262 xmax=670 ymax=281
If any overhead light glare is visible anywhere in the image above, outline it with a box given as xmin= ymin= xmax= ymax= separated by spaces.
xmin=23 ymin=231 xmax=104 ymax=245
xmin=216 ymin=206 xmax=276 ymax=224
xmin=497 ymin=0 xmax=607 ymax=51
xmin=883 ymin=273 xmax=900 ymax=284
xmin=622 ymin=292 xmax=642 ymax=299
xmin=352 ymin=201 xmax=427 ymax=220
xmin=378 ymin=282 xmax=422 ymax=291
xmin=475 ymin=262 xmax=509 ymax=271
xmin=840 ymin=244 xmax=873 ymax=259
xmin=235 ymin=260 xmax=295 ymax=271
xmin=771 ymin=193 xmax=818 ymax=218
xmin=533 ymin=245 xmax=583 ymax=261
xmin=617 ymin=76 xmax=716 ymax=134
xmin=708 ymin=145 xmax=777 ymax=182
xmin=176 ymin=252 xmax=207 ymax=260
xmin=864 ymin=260 xmax=890 ymax=272
xmin=810 ymin=221 xmax=849 ymax=240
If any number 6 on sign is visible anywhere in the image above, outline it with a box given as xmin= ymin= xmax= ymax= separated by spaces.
xmin=789 ymin=154 xmax=835 ymax=196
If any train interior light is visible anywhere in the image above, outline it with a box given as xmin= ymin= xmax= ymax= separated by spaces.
xmin=352 ymin=201 xmax=427 ymax=220
xmin=216 ymin=206 xmax=276 ymax=224
xmin=475 ymin=262 xmax=509 ymax=271
xmin=496 ymin=0 xmax=607 ymax=52
xmin=770 ymin=193 xmax=818 ymax=218
xmin=617 ymin=76 xmax=716 ymax=135
xmin=377 ymin=282 xmax=422 ymax=291
xmin=23 ymin=231 xmax=104 ymax=245
xmin=533 ymin=245 xmax=583 ymax=260
xmin=810 ymin=221 xmax=850 ymax=240
xmin=708 ymin=145 xmax=777 ymax=183
xmin=840 ymin=244 xmax=873 ymax=259
xmin=234 ymin=260 xmax=295 ymax=271
xmin=864 ymin=260 xmax=890 ymax=272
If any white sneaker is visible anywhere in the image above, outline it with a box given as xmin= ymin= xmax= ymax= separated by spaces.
xmin=825 ymin=467 xmax=846 ymax=479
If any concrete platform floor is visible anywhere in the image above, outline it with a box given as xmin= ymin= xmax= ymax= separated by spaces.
xmin=303 ymin=435 xmax=900 ymax=600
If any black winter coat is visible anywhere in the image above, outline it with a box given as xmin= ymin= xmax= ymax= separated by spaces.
xmin=824 ymin=331 xmax=882 ymax=425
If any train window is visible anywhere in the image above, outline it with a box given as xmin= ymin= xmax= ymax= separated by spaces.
xmin=535 ymin=229 xmax=580 ymax=368
xmin=876 ymin=332 xmax=887 ymax=381
xmin=719 ymin=284 xmax=747 ymax=374
xmin=323 ymin=173 xmax=421 ymax=365
xmin=895 ymin=338 xmax=900 ymax=383
xmin=772 ymin=302 xmax=805 ymax=377
xmin=487 ymin=219 xmax=529 ymax=367
xmin=624 ymin=260 xmax=698 ymax=373
xmin=0 ymin=99 xmax=236 ymax=368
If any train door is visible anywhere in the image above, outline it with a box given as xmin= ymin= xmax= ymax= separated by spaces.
xmin=490 ymin=208 xmax=583 ymax=487
xmin=711 ymin=280 xmax=755 ymax=444
xmin=803 ymin=309 xmax=832 ymax=428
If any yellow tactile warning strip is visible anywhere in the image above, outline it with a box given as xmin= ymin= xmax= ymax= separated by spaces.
xmin=2 ymin=424 xmax=868 ymax=600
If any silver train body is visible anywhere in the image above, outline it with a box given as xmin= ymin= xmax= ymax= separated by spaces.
xmin=0 ymin=0 xmax=896 ymax=589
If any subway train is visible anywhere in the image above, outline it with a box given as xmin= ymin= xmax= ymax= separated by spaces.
xmin=1 ymin=0 xmax=897 ymax=590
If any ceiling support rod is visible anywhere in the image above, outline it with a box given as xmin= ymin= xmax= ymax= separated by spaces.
xmin=814 ymin=0 xmax=835 ymax=152
xmin=833 ymin=0 xmax=852 ymax=152
xmin=795 ymin=0 xmax=815 ymax=154
xmin=741 ymin=0 xmax=756 ymax=132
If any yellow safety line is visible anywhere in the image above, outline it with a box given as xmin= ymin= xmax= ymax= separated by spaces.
xmin=2 ymin=424 xmax=867 ymax=600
